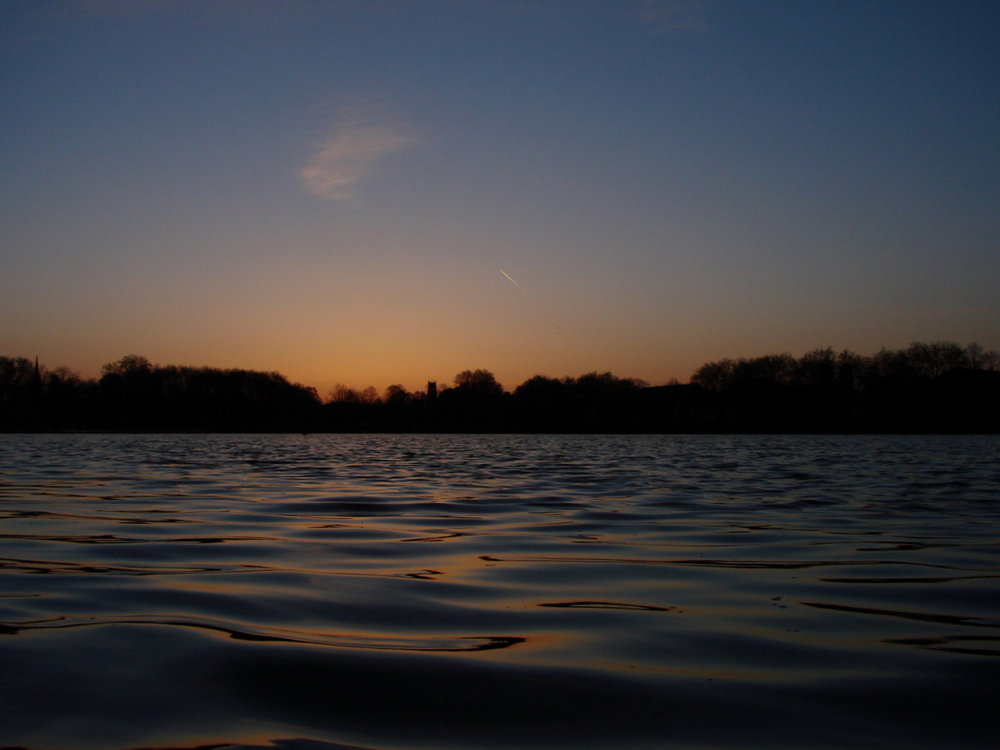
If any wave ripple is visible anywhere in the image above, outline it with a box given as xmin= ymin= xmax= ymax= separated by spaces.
xmin=1 ymin=433 xmax=998 ymax=750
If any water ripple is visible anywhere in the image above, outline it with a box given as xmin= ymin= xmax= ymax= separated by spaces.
xmin=0 ymin=433 xmax=998 ymax=750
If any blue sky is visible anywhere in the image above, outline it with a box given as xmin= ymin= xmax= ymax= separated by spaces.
xmin=2 ymin=0 xmax=998 ymax=394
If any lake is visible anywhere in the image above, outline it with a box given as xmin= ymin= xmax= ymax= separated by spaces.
xmin=0 ymin=433 xmax=998 ymax=749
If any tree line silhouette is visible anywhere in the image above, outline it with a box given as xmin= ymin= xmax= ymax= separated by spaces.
xmin=2 ymin=342 xmax=998 ymax=433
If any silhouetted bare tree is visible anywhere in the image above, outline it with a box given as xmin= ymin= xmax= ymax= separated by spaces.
xmin=328 ymin=384 xmax=362 ymax=403
xmin=453 ymin=369 xmax=504 ymax=395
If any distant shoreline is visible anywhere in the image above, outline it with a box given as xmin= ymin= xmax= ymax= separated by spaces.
xmin=3 ymin=343 xmax=998 ymax=434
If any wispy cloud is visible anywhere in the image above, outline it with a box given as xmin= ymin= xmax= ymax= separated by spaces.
xmin=301 ymin=109 xmax=419 ymax=202
xmin=631 ymin=0 xmax=707 ymax=34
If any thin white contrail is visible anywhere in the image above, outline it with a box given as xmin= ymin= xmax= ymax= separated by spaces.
xmin=499 ymin=268 xmax=527 ymax=294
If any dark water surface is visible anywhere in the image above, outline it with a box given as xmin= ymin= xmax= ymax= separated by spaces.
xmin=1 ymin=434 xmax=998 ymax=750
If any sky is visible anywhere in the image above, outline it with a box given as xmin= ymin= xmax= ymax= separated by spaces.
xmin=2 ymin=0 xmax=998 ymax=397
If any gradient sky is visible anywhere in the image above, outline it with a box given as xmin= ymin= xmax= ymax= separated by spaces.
xmin=3 ymin=0 xmax=999 ymax=397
